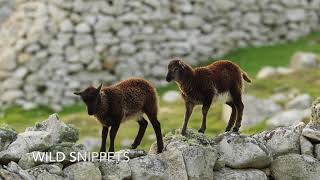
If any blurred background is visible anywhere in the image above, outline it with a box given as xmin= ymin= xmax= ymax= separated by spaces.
xmin=0 ymin=0 xmax=320 ymax=151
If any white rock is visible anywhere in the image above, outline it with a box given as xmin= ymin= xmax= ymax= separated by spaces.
xmin=98 ymin=160 xmax=131 ymax=180
xmin=256 ymin=66 xmax=277 ymax=79
xmin=271 ymin=154 xmax=320 ymax=180
xmin=276 ymin=67 xmax=294 ymax=75
xmin=13 ymin=68 xmax=28 ymax=79
xmin=1 ymin=78 xmax=22 ymax=90
xmin=94 ymin=16 xmax=114 ymax=32
xmin=286 ymin=9 xmax=306 ymax=21
xmin=129 ymin=151 xmax=188 ymax=180
xmin=270 ymin=93 xmax=288 ymax=103
xmin=315 ymin=144 xmax=320 ymax=160
xmin=286 ymin=94 xmax=312 ymax=109
xmin=0 ymin=131 xmax=53 ymax=163
xmin=213 ymin=168 xmax=267 ymax=180
xmin=74 ymin=34 xmax=94 ymax=48
xmin=59 ymin=19 xmax=74 ymax=32
xmin=120 ymin=43 xmax=136 ymax=55
xmin=266 ymin=109 xmax=310 ymax=128
xmin=75 ymin=23 xmax=91 ymax=33
xmin=302 ymin=98 xmax=320 ymax=142
xmin=0 ymin=90 xmax=23 ymax=102
xmin=300 ymin=136 xmax=313 ymax=156
xmin=26 ymin=114 xmax=79 ymax=143
xmin=183 ymin=16 xmax=204 ymax=28
xmin=0 ymin=49 xmax=16 ymax=70
xmin=165 ymin=139 xmax=218 ymax=179
xmin=0 ymin=127 xmax=17 ymax=151
xmin=162 ymin=91 xmax=181 ymax=103
xmin=151 ymin=66 xmax=166 ymax=77
xmin=290 ymin=52 xmax=319 ymax=70
xmin=253 ymin=123 xmax=305 ymax=157
xmin=216 ymin=133 xmax=271 ymax=169
xmin=63 ymin=162 xmax=101 ymax=180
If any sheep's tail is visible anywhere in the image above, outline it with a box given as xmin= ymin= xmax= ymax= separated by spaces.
xmin=241 ymin=70 xmax=252 ymax=83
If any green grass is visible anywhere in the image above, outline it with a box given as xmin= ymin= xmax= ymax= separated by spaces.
xmin=1 ymin=32 xmax=320 ymax=151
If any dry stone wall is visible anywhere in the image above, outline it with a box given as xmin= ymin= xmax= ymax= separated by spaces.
xmin=0 ymin=0 xmax=320 ymax=110
xmin=1 ymin=98 xmax=320 ymax=179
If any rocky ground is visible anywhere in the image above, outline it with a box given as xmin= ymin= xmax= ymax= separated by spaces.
xmin=1 ymin=99 xmax=320 ymax=180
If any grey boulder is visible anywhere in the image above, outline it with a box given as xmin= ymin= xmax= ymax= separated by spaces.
xmin=271 ymin=154 xmax=320 ymax=180
xmin=215 ymin=132 xmax=271 ymax=169
xmin=213 ymin=168 xmax=267 ymax=180
xmin=253 ymin=122 xmax=305 ymax=157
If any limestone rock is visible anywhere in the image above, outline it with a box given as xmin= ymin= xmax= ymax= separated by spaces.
xmin=315 ymin=144 xmax=320 ymax=160
xmin=27 ymin=114 xmax=79 ymax=143
xmin=213 ymin=168 xmax=268 ymax=180
xmin=165 ymin=138 xmax=218 ymax=179
xmin=270 ymin=154 xmax=320 ymax=180
xmin=266 ymin=109 xmax=309 ymax=128
xmin=18 ymin=151 xmax=46 ymax=170
xmin=98 ymin=160 xmax=131 ymax=180
xmin=256 ymin=66 xmax=277 ymax=79
xmin=285 ymin=94 xmax=312 ymax=109
xmin=129 ymin=150 xmax=188 ymax=180
xmin=215 ymin=132 xmax=271 ymax=169
xmin=300 ymin=136 xmax=314 ymax=156
xmin=47 ymin=142 xmax=87 ymax=166
xmin=0 ymin=127 xmax=17 ymax=151
xmin=63 ymin=162 xmax=102 ymax=180
xmin=253 ymin=123 xmax=305 ymax=157
xmin=290 ymin=52 xmax=319 ymax=70
xmin=302 ymin=98 xmax=320 ymax=142
xmin=0 ymin=131 xmax=53 ymax=163
xmin=162 ymin=91 xmax=181 ymax=103
xmin=26 ymin=164 xmax=63 ymax=179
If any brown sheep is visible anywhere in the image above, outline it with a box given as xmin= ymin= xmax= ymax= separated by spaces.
xmin=74 ymin=78 xmax=164 ymax=154
xmin=166 ymin=58 xmax=251 ymax=135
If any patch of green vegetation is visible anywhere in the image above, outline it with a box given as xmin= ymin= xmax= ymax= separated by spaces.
xmin=218 ymin=32 xmax=320 ymax=75
xmin=247 ymin=69 xmax=320 ymax=98
xmin=1 ymin=32 xmax=320 ymax=151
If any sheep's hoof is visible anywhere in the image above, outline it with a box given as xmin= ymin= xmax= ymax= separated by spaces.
xmin=181 ymin=130 xmax=187 ymax=136
xmin=157 ymin=149 xmax=163 ymax=154
xmin=131 ymin=144 xmax=138 ymax=149
xmin=232 ymin=128 xmax=239 ymax=132
xmin=232 ymin=128 xmax=240 ymax=134
xmin=198 ymin=129 xmax=205 ymax=134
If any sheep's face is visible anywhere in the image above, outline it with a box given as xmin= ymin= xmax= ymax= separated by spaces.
xmin=166 ymin=59 xmax=186 ymax=82
xmin=74 ymin=84 xmax=102 ymax=115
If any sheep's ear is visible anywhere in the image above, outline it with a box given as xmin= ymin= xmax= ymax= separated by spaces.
xmin=178 ymin=61 xmax=185 ymax=70
xmin=74 ymin=92 xmax=82 ymax=96
xmin=97 ymin=83 xmax=102 ymax=91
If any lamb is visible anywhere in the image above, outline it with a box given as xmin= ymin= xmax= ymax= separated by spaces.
xmin=166 ymin=58 xmax=251 ymax=135
xmin=74 ymin=78 xmax=164 ymax=154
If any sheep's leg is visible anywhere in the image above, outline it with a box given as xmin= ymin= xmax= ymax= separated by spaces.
xmin=182 ymin=102 xmax=194 ymax=136
xmin=146 ymin=113 xmax=164 ymax=153
xmin=99 ymin=126 xmax=109 ymax=153
xmin=131 ymin=117 xmax=148 ymax=149
xmin=199 ymin=99 xmax=212 ymax=133
xmin=108 ymin=123 xmax=120 ymax=153
xmin=233 ymin=91 xmax=244 ymax=133
xmin=225 ymin=102 xmax=237 ymax=132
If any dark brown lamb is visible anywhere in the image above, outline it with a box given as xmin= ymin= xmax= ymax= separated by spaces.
xmin=166 ymin=59 xmax=251 ymax=135
xmin=74 ymin=78 xmax=164 ymax=154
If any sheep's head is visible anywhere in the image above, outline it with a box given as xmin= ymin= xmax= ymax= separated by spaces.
xmin=166 ymin=58 xmax=188 ymax=82
xmin=74 ymin=84 xmax=102 ymax=116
